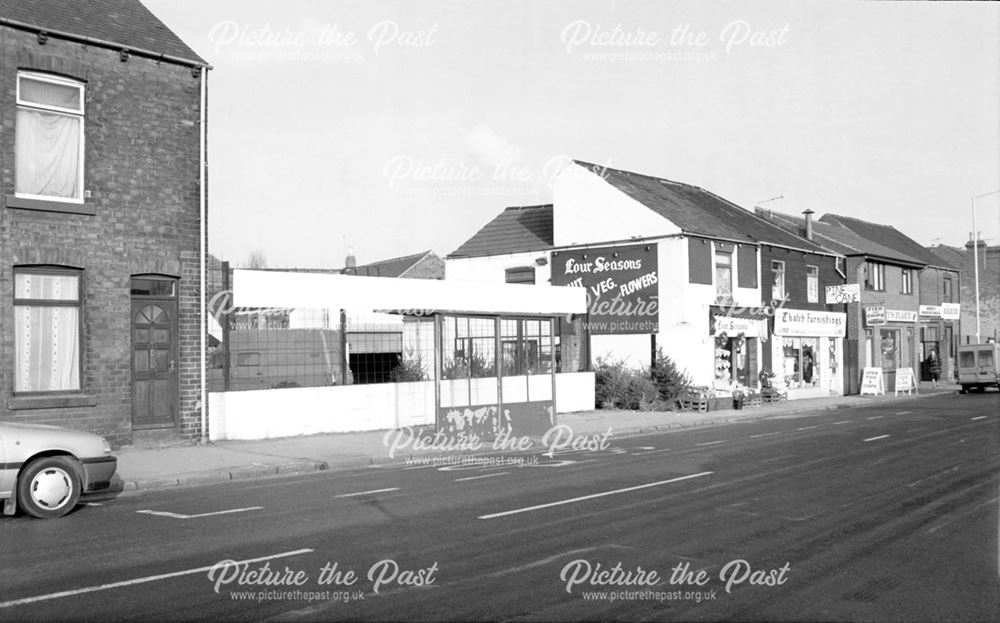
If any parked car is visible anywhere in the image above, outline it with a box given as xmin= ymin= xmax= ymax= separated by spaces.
xmin=957 ymin=343 xmax=1000 ymax=393
xmin=0 ymin=422 xmax=117 ymax=519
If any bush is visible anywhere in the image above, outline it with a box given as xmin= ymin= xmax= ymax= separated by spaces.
xmin=649 ymin=347 xmax=692 ymax=405
xmin=594 ymin=358 xmax=661 ymax=410
xmin=390 ymin=350 xmax=429 ymax=382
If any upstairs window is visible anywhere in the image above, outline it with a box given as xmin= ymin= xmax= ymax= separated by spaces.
xmin=715 ymin=249 xmax=733 ymax=302
xmin=806 ymin=265 xmax=819 ymax=303
xmin=901 ymin=269 xmax=913 ymax=294
xmin=864 ymin=261 xmax=885 ymax=291
xmin=771 ymin=260 xmax=786 ymax=301
xmin=15 ymin=72 xmax=85 ymax=203
xmin=505 ymin=266 xmax=535 ymax=284
xmin=943 ymin=276 xmax=953 ymax=302
xmin=14 ymin=268 xmax=82 ymax=392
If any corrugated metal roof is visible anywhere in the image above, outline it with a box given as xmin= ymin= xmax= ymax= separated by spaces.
xmin=448 ymin=205 xmax=553 ymax=258
xmin=0 ymin=0 xmax=206 ymax=65
xmin=573 ymin=160 xmax=831 ymax=253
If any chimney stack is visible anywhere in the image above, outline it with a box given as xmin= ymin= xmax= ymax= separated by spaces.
xmin=345 ymin=246 xmax=357 ymax=270
xmin=802 ymin=209 xmax=815 ymax=241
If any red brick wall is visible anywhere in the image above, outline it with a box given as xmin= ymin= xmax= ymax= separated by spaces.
xmin=0 ymin=30 xmax=205 ymax=446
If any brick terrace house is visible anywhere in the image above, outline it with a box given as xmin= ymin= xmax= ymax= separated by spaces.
xmin=448 ymin=161 xmax=847 ymax=398
xmin=929 ymin=239 xmax=998 ymax=348
xmin=0 ymin=0 xmax=208 ymax=445
xmin=759 ymin=210 xmax=930 ymax=393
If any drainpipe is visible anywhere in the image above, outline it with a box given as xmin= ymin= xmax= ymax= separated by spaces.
xmin=199 ymin=67 xmax=208 ymax=444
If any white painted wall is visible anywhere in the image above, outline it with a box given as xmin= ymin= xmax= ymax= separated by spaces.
xmin=208 ymin=371 xmax=596 ymax=440
xmin=447 ymin=251 xmax=552 ymax=284
xmin=553 ymin=162 xmax=681 ymax=246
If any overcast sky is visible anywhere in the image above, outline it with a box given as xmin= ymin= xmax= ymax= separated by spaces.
xmin=144 ymin=0 xmax=1000 ymax=269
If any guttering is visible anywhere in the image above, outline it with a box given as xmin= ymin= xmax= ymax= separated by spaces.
xmin=0 ymin=16 xmax=212 ymax=69
xmin=199 ymin=67 xmax=208 ymax=443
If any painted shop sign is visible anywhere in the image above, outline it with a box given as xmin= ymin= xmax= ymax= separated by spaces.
xmin=864 ymin=305 xmax=886 ymax=326
xmin=774 ymin=309 xmax=846 ymax=338
xmin=885 ymin=309 xmax=917 ymax=323
xmin=919 ymin=305 xmax=942 ymax=318
xmin=825 ymin=283 xmax=861 ymax=304
xmin=551 ymin=244 xmax=658 ymax=334
xmin=941 ymin=303 xmax=960 ymax=320
xmin=712 ymin=315 xmax=760 ymax=338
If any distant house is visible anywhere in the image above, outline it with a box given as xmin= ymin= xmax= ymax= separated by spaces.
xmin=449 ymin=161 xmax=849 ymax=397
xmin=929 ymin=239 xmax=999 ymax=346
xmin=0 ymin=0 xmax=209 ymax=445
xmin=344 ymin=250 xmax=444 ymax=279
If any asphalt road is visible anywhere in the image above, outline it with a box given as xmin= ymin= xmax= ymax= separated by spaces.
xmin=2 ymin=393 xmax=998 ymax=622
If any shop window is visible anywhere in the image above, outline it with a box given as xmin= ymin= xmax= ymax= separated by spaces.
xmin=780 ymin=337 xmax=820 ymax=389
xmin=771 ymin=260 xmax=785 ymax=301
xmin=864 ymin=261 xmax=885 ymax=291
xmin=806 ymin=265 xmax=819 ymax=303
xmin=16 ymin=72 xmax=85 ymax=203
xmin=715 ymin=249 xmax=733 ymax=302
xmin=901 ymin=269 xmax=913 ymax=294
xmin=14 ymin=267 xmax=82 ymax=392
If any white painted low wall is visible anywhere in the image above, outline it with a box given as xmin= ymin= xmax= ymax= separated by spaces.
xmin=208 ymin=372 xmax=597 ymax=440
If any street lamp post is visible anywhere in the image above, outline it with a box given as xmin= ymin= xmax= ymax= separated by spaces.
xmin=972 ymin=190 xmax=1000 ymax=343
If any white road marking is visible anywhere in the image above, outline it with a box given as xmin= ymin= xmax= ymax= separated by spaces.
xmin=866 ymin=415 xmax=884 ymax=420
xmin=796 ymin=426 xmax=817 ymax=431
xmin=925 ymin=497 xmax=999 ymax=534
xmin=749 ymin=431 xmax=786 ymax=439
xmin=833 ymin=420 xmax=851 ymax=425
xmin=896 ymin=411 xmax=912 ymax=415
xmin=630 ymin=448 xmax=672 ymax=456
xmin=695 ymin=440 xmax=727 ymax=447
xmin=863 ymin=435 xmax=891 ymax=442
xmin=136 ymin=506 xmax=263 ymax=520
xmin=971 ymin=416 xmax=988 ymax=421
xmin=84 ymin=502 xmax=103 ymax=506
xmin=0 ymin=549 xmax=313 ymax=609
xmin=478 ymin=472 xmax=714 ymax=519
xmin=454 ymin=472 xmax=510 ymax=482
xmin=336 ymin=487 xmax=399 ymax=498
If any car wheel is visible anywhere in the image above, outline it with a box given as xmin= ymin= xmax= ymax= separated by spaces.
xmin=18 ymin=456 xmax=81 ymax=519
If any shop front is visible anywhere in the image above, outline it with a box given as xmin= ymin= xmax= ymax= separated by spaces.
xmin=708 ymin=308 xmax=768 ymax=391
xmin=864 ymin=307 xmax=919 ymax=390
xmin=771 ymin=308 xmax=846 ymax=398
xmin=918 ymin=303 xmax=960 ymax=381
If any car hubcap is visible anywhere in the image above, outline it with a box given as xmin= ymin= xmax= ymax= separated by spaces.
xmin=31 ymin=468 xmax=73 ymax=510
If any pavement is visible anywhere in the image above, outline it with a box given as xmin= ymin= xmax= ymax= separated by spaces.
xmin=110 ymin=382 xmax=962 ymax=495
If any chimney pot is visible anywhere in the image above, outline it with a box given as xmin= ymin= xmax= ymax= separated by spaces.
xmin=802 ymin=209 xmax=815 ymax=241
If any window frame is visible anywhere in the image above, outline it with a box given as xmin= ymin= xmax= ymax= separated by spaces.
xmin=806 ymin=265 xmax=819 ymax=303
xmin=13 ymin=266 xmax=85 ymax=395
xmin=901 ymin=268 xmax=913 ymax=295
xmin=771 ymin=260 xmax=786 ymax=301
xmin=943 ymin=276 xmax=953 ymax=303
xmin=864 ymin=261 xmax=885 ymax=291
xmin=15 ymin=71 xmax=86 ymax=204
xmin=714 ymin=248 xmax=733 ymax=302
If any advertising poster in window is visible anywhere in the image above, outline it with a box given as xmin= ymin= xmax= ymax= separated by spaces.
xmin=550 ymin=244 xmax=658 ymax=335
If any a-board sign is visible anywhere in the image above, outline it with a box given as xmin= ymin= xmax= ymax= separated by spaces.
xmin=860 ymin=367 xmax=884 ymax=395
xmin=894 ymin=367 xmax=917 ymax=396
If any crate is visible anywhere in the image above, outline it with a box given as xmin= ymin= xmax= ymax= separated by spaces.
xmin=762 ymin=388 xmax=787 ymax=403
xmin=746 ymin=392 xmax=763 ymax=408
xmin=678 ymin=393 xmax=709 ymax=413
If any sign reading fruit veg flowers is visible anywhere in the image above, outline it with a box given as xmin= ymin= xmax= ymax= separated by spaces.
xmin=551 ymin=244 xmax=659 ymax=334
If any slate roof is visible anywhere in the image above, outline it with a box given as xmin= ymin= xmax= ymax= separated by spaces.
xmin=821 ymin=214 xmax=955 ymax=270
xmin=350 ymin=250 xmax=439 ymax=278
xmin=755 ymin=209 xmax=926 ymax=266
xmin=927 ymin=244 xmax=966 ymax=270
xmin=573 ymin=161 xmax=831 ymax=253
xmin=0 ymin=0 xmax=206 ymax=65
xmin=449 ymin=205 xmax=553 ymax=258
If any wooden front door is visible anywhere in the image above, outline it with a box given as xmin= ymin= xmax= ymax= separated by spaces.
xmin=131 ymin=290 xmax=178 ymax=429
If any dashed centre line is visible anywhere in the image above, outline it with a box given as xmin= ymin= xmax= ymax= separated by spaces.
xmin=833 ymin=420 xmax=851 ymax=425
xmin=695 ymin=440 xmax=728 ymax=447
xmin=136 ymin=506 xmax=263 ymax=520
xmin=971 ymin=416 xmax=988 ymax=421
xmin=336 ymin=487 xmax=399 ymax=498
xmin=455 ymin=472 xmax=509 ymax=482
xmin=867 ymin=415 xmax=884 ymax=420
xmin=863 ymin=435 xmax=891 ymax=443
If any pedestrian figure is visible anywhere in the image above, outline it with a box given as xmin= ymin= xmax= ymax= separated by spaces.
xmin=927 ymin=349 xmax=942 ymax=388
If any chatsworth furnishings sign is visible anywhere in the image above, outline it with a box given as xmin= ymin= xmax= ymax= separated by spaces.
xmin=773 ymin=309 xmax=846 ymax=338
xmin=551 ymin=244 xmax=659 ymax=334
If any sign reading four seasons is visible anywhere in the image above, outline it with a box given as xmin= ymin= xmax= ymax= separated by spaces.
xmin=550 ymin=244 xmax=659 ymax=334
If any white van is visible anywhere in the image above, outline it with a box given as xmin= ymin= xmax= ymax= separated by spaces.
xmin=957 ymin=343 xmax=1000 ymax=393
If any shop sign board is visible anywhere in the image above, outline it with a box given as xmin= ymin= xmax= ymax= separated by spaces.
xmin=886 ymin=309 xmax=918 ymax=323
xmin=712 ymin=315 xmax=760 ymax=337
xmin=941 ymin=303 xmax=961 ymax=320
xmin=825 ymin=283 xmax=861 ymax=303
xmin=774 ymin=309 xmax=846 ymax=338
xmin=860 ymin=367 xmax=884 ymax=395
xmin=551 ymin=244 xmax=658 ymax=335
xmin=894 ymin=367 xmax=917 ymax=396
xmin=919 ymin=305 xmax=942 ymax=318
xmin=864 ymin=305 xmax=886 ymax=327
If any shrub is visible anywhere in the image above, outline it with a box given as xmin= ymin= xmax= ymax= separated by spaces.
xmin=649 ymin=347 xmax=692 ymax=405
xmin=390 ymin=350 xmax=429 ymax=382
xmin=594 ymin=358 xmax=660 ymax=410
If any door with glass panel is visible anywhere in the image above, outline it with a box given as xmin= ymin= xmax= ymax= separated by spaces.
xmin=131 ymin=277 xmax=178 ymax=429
